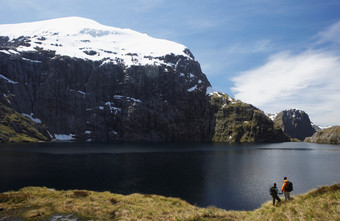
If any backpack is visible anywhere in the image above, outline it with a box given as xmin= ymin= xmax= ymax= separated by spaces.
xmin=285 ymin=181 xmax=293 ymax=192
xmin=269 ymin=186 xmax=276 ymax=196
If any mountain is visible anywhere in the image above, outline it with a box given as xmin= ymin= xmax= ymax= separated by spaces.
xmin=0 ymin=17 xmax=288 ymax=143
xmin=304 ymin=126 xmax=340 ymax=144
xmin=271 ymin=109 xmax=316 ymax=141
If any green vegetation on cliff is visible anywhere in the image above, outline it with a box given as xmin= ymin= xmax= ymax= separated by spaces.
xmin=0 ymin=103 xmax=52 ymax=143
xmin=0 ymin=184 xmax=339 ymax=220
xmin=305 ymin=126 xmax=340 ymax=144
xmin=209 ymin=92 xmax=289 ymax=143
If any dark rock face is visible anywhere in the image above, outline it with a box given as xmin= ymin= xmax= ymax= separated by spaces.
xmin=273 ymin=109 xmax=316 ymax=141
xmin=0 ymin=45 xmax=211 ymax=142
xmin=0 ymin=42 xmax=288 ymax=143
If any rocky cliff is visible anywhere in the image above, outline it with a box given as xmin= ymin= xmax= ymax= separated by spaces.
xmin=209 ymin=92 xmax=288 ymax=142
xmin=272 ymin=109 xmax=316 ymax=141
xmin=304 ymin=126 xmax=340 ymax=144
xmin=0 ymin=17 xmax=288 ymax=143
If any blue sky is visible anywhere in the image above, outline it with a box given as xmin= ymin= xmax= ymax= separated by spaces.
xmin=1 ymin=0 xmax=340 ymax=126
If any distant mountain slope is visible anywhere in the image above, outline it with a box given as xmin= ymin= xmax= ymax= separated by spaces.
xmin=272 ymin=109 xmax=316 ymax=141
xmin=305 ymin=126 xmax=340 ymax=144
xmin=0 ymin=17 xmax=288 ymax=143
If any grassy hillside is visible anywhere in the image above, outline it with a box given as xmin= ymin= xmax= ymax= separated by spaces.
xmin=0 ymin=103 xmax=52 ymax=143
xmin=0 ymin=184 xmax=339 ymax=220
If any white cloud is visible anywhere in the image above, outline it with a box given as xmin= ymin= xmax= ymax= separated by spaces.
xmin=231 ymin=20 xmax=340 ymax=126
xmin=231 ymin=50 xmax=340 ymax=126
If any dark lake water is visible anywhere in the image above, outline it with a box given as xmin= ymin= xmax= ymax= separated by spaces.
xmin=0 ymin=142 xmax=340 ymax=210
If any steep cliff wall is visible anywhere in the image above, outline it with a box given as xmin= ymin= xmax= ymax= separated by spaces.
xmin=0 ymin=17 xmax=289 ymax=143
xmin=0 ymin=49 xmax=212 ymax=142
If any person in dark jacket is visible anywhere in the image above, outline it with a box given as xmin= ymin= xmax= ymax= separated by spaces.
xmin=270 ymin=183 xmax=281 ymax=206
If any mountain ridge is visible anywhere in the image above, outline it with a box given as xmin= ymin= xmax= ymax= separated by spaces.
xmin=0 ymin=17 xmax=191 ymax=67
xmin=0 ymin=17 xmax=288 ymax=143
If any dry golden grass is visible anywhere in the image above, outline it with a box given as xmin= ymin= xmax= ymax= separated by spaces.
xmin=246 ymin=183 xmax=340 ymax=221
xmin=0 ymin=184 xmax=339 ymax=220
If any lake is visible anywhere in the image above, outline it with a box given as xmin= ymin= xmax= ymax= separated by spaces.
xmin=0 ymin=142 xmax=339 ymax=210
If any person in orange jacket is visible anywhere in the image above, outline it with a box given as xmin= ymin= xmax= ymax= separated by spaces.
xmin=281 ymin=177 xmax=291 ymax=201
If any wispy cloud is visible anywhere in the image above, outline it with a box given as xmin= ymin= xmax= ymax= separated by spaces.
xmin=252 ymin=39 xmax=272 ymax=52
xmin=231 ymin=49 xmax=340 ymax=126
xmin=231 ymin=20 xmax=340 ymax=126
xmin=315 ymin=21 xmax=340 ymax=45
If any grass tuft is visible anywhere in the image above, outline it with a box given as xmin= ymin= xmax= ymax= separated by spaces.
xmin=110 ymin=197 xmax=119 ymax=204
xmin=73 ymin=190 xmax=90 ymax=198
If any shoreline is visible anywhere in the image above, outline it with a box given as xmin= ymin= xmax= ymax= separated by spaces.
xmin=0 ymin=183 xmax=339 ymax=220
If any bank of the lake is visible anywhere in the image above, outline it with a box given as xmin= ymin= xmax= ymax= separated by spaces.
xmin=0 ymin=183 xmax=339 ymax=220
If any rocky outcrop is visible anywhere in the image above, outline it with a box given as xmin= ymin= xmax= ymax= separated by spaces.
xmin=209 ymin=93 xmax=289 ymax=143
xmin=0 ymin=17 xmax=289 ymax=143
xmin=304 ymin=126 xmax=340 ymax=144
xmin=273 ymin=109 xmax=316 ymax=141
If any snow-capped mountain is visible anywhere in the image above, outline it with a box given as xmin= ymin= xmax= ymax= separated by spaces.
xmin=0 ymin=17 xmax=288 ymax=143
xmin=0 ymin=17 xmax=192 ymax=66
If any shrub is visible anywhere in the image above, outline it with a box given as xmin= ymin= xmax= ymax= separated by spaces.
xmin=110 ymin=197 xmax=118 ymax=204
xmin=73 ymin=191 xmax=89 ymax=198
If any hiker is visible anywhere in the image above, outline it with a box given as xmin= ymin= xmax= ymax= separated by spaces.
xmin=281 ymin=177 xmax=292 ymax=201
xmin=270 ymin=183 xmax=281 ymax=206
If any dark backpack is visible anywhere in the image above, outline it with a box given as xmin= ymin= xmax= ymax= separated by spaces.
xmin=269 ymin=186 xmax=276 ymax=196
xmin=285 ymin=181 xmax=293 ymax=192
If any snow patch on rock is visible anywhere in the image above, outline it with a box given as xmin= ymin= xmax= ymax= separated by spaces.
xmin=21 ymin=113 xmax=42 ymax=124
xmin=0 ymin=74 xmax=18 ymax=84
xmin=54 ymin=134 xmax=76 ymax=141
